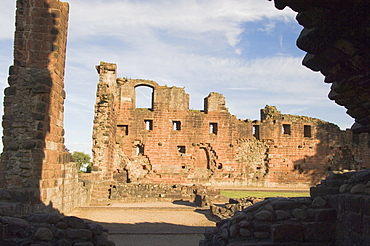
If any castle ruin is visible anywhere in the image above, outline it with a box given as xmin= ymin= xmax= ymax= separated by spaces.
xmin=1 ymin=0 xmax=370 ymax=245
xmin=92 ymin=61 xmax=370 ymax=189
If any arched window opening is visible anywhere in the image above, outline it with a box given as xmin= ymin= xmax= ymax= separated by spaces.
xmin=135 ymin=85 xmax=154 ymax=109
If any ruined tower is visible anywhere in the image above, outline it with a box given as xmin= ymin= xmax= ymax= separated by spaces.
xmin=1 ymin=0 xmax=70 ymax=213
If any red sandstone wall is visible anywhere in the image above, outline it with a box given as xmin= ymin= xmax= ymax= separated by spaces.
xmin=1 ymin=0 xmax=72 ymax=212
xmin=92 ymin=62 xmax=117 ymax=180
xmin=92 ymin=62 xmax=370 ymax=188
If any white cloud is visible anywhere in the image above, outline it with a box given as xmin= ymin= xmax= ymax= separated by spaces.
xmin=0 ymin=1 xmax=16 ymax=40
xmin=68 ymin=0 xmax=296 ymax=49
xmin=258 ymin=21 xmax=276 ymax=34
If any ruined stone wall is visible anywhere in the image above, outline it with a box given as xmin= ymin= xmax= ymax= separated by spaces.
xmin=256 ymin=106 xmax=367 ymax=186
xmin=92 ymin=62 xmax=370 ymax=189
xmin=92 ymin=62 xmax=117 ymax=180
xmin=106 ymin=183 xmax=219 ymax=203
xmin=0 ymin=0 xmax=89 ymax=214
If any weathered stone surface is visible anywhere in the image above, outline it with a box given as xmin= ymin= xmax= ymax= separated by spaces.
xmin=339 ymin=184 xmax=350 ymax=193
xmin=274 ymin=0 xmax=370 ymax=134
xmin=54 ymin=238 xmax=72 ymax=246
xmin=271 ymin=223 xmax=304 ymax=242
xmin=366 ymin=188 xmax=370 ymax=195
xmin=312 ymin=196 xmax=327 ymax=208
xmin=202 ymin=170 xmax=370 ymax=245
xmin=66 ymin=229 xmax=93 ymax=240
xmin=303 ymin=222 xmax=335 ymax=242
xmin=56 ymin=221 xmax=68 ymax=229
xmin=254 ymin=231 xmax=270 ymax=239
xmin=65 ymin=217 xmax=89 ymax=230
xmin=74 ymin=242 xmax=94 ymax=246
xmin=211 ymin=197 xmax=261 ymax=220
xmin=276 ymin=210 xmax=290 ymax=220
xmin=229 ymin=224 xmax=238 ymax=238
xmin=88 ymin=223 xmax=104 ymax=235
xmin=350 ymin=184 xmax=366 ymax=194
xmin=0 ymin=0 xmax=90 ymax=217
xmin=239 ymin=220 xmax=250 ymax=228
xmin=254 ymin=210 xmax=274 ymax=221
xmin=34 ymin=227 xmax=53 ymax=241
xmin=314 ymin=209 xmax=337 ymax=222
xmin=239 ymin=228 xmax=251 ymax=238
xmin=221 ymin=228 xmax=229 ymax=239
xmin=292 ymin=208 xmax=308 ymax=220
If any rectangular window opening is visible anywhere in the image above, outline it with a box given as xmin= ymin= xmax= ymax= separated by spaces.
xmin=282 ymin=124 xmax=291 ymax=135
xmin=136 ymin=145 xmax=144 ymax=155
xmin=117 ymin=125 xmax=129 ymax=135
xmin=173 ymin=121 xmax=181 ymax=130
xmin=145 ymin=120 xmax=153 ymax=130
xmin=177 ymin=146 xmax=186 ymax=154
xmin=253 ymin=125 xmax=260 ymax=139
xmin=210 ymin=123 xmax=218 ymax=134
xmin=304 ymin=125 xmax=311 ymax=138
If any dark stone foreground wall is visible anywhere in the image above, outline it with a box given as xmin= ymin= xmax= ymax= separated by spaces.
xmin=200 ymin=169 xmax=370 ymax=246
xmin=273 ymin=0 xmax=370 ymax=133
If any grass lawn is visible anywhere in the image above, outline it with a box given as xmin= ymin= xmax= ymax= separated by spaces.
xmin=220 ymin=190 xmax=310 ymax=199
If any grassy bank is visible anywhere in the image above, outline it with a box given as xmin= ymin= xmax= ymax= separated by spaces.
xmin=220 ymin=190 xmax=310 ymax=199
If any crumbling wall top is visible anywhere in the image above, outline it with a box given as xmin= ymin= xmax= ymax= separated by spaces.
xmin=204 ymin=92 xmax=229 ymax=114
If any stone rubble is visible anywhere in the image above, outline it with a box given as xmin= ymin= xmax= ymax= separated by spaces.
xmin=210 ymin=197 xmax=264 ymax=220
xmin=0 ymin=213 xmax=115 ymax=246
xmin=200 ymin=169 xmax=370 ymax=246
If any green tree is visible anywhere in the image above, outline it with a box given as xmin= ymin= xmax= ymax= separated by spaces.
xmin=72 ymin=151 xmax=92 ymax=173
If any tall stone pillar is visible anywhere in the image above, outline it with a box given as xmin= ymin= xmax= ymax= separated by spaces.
xmin=1 ymin=0 xmax=69 ymax=213
xmin=92 ymin=62 xmax=118 ymax=180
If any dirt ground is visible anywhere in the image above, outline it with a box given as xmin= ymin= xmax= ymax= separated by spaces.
xmin=67 ymin=201 xmax=217 ymax=246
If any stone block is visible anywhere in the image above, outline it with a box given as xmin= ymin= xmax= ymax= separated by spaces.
xmin=310 ymin=186 xmax=339 ymax=198
xmin=322 ymin=179 xmax=344 ymax=187
xmin=34 ymin=227 xmax=53 ymax=241
xmin=66 ymin=229 xmax=92 ymax=240
xmin=347 ymin=211 xmax=363 ymax=234
xmin=344 ymin=195 xmax=362 ymax=213
xmin=271 ymin=223 xmax=304 ymax=242
xmin=362 ymin=215 xmax=370 ymax=236
xmin=314 ymin=208 xmax=337 ymax=222
xmin=254 ymin=210 xmax=275 ymax=221
xmin=361 ymin=196 xmax=370 ymax=216
xmin=270 ymin=199 xmax=301 ymax=210
xmin=303 ymin=222 xmax=335 ymax=242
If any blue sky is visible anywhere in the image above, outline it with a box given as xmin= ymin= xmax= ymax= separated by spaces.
xmin=0 ymin=0 xmax=353 ymax=155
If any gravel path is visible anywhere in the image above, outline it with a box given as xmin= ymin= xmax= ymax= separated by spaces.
xmin=67 ymin=201 xmax=216 ymax=246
